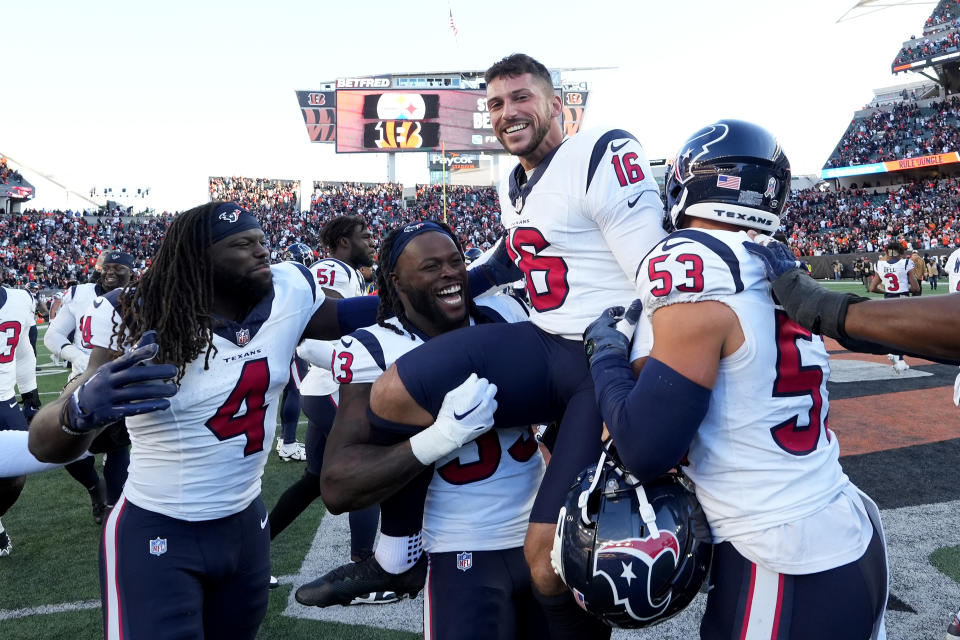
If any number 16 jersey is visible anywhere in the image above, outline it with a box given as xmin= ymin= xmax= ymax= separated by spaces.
xmin=497 ymin=127 xmax=666 ymax=339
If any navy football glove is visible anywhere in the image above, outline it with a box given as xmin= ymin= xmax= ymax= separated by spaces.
xmin=583 ymin=299 xmax=643 ymax=369
xmin=20 ymin=389 xmax=41 ymax=424
xmin=62 ymin=331 xmax=178 ymax=434
xmin=743 ymin=240 xmax=800 ymax=281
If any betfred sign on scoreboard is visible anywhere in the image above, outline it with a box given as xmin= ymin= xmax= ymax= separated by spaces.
xmin=335 ymin=89 xmax=502 ymax=153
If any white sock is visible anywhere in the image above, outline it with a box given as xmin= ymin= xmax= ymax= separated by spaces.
xmin=374 ymin=532 xmax=423 ymax=575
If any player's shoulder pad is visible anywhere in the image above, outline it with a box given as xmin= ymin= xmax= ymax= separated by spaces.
xmin=579 ymin=126 xmax=642 ymax=193
xmin=272 ymin=261 xmax=316 ymax=303
xmin=637 ymin=229 xmax=764 ymax=313
xmin=474 ymin=293 xmax=529 ymax=324
xmin=100 ymin=288 xmax=124 ymax=310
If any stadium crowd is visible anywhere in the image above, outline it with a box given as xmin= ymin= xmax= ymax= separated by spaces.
xmin=892 ymin=0 xmax=960 ymax=67
xmin=5 ymin=174 xmax=960 ymax=289
xmin=0 ymin=157 xmax=24 ymax=184
xmin=825 ymin=96 xmax=960 ymax=168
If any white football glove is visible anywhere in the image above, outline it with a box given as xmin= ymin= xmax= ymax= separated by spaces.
xmin=60 ymin=345 xmax=90 ymax=372
xmin=409 ymin=373 xmax=498 ymax=465
xmin=953 ymin=368 xmax=960 ymax=407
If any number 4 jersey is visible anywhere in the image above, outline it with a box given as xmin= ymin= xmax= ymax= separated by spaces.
xmin=331 ymin=294 xmax=545 ymax=553
xmin=87 ymin=262 xmax=324 ymax=521
xmin=497 ymin=127 xmax=666 ymax=339
xmin=631 ymin=228 xmax=873 ymax=574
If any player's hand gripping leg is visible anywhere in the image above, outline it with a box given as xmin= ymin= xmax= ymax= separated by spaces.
xmin=409 ymin=373 xmax=498 ymax=465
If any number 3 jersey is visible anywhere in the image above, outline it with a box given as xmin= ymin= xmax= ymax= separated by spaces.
xmin=497 ymin=127 xmax=666 ymax=340
xmin=88 ymin=262 xmax=324 ymax=521
xmin=0 ymin=287 xmax=37 ymax=401
xmin=631 ymin=229 xmax=873 ymax=574
xmin=874 ymin=257 xmax=914 ymax=294
xmin=332 ymin=295 xmax=545 ymax=553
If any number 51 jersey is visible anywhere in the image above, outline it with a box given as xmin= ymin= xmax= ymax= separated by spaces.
xmin=88 ymin=262 xmax=324 ymax=521
xmin=632 ymin=229 xmax=872 ymax=574
xmin=497 ymin=127 xmax=666 ymax=339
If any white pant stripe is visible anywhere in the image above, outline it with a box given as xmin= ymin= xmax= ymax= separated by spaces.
xmin=743 ymin=562 xmax=782 ymax=640
xmin=422 ymin=555 xmax=433 ymax=640
xmin=103 ymin=496 xmax=127 ymax=640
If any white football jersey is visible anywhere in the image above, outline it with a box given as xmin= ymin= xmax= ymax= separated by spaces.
xmin=300 ymin=257 xmax=368 ymax=397
xmin=332 ymin=295 xmax=544 ymax=552
xmin=874 ymin=257 xmax=914 ymax=294
xmin=948 ymin=248 xmax=960 ymax=293
xmin=497 ymin=126 xmax=666 ymax=339
xmin=633 ymin=229 xmax=872 ymax=574
xmin=0 ymin=287 xmax=37 ymax=400
xmin=88 ymin=262 xmax=324 ymax=521
xmin=44 ymin=282 xmax=100 ymax=378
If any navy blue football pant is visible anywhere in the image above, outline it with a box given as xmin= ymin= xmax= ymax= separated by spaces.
xmin=269 ymin=393 xmax=378 ymax=560
xmin=701 ymin=522 xmax=887 ymax=640
xmin=424 ymin=548 xmax=550 ymax=640
xmin=101 ymin=495 xmax=270 ymax=640
xmin=278 ymin=356 xmax=308 ymax=445
xmin=375 ymin=321 xmax=603 ymax=536
xmin=0 ymin=395 xmax=29 ymax=432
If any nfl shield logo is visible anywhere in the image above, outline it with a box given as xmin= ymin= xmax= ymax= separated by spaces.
xmin=236 ymin=328 xmax=251 ymax=346
xmin=456 ymin=551 xmax=472 ymax=572
xmin=149 ymin=537 xmax=167 ymax=556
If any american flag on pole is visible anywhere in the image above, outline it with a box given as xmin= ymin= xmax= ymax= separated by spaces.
xmin=449 ymin=8 xmax=460 ymax=44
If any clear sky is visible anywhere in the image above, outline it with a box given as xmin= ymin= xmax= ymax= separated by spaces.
xmin=0 ymin=0 xmax=937 ymax=210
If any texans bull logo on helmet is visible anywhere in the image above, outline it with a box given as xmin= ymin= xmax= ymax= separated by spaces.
xmin=592 ymin=533 xmax=681 ymax=622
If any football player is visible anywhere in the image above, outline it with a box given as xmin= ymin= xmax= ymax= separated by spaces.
xmin=296 ymin=221 xmax=548 ymax=639
xmin=269 ymin=216 xmax=385 ymax=599
xmin=868 ymin=241 xmax=920 ymax=373
xmin=0 ymin=284 xmax=40 ymax=556
xmin=583 ymin=120 xmax=887 ymax=639
xmin=44 ymin=251 xmax=135 ymax=523
xmin=274 ymin=242 xmax=316 ymax=463
xmin=300 ymin=53 xmax=666 ymax=640
xmin=26 ymin=202 xmax=388 ymax=640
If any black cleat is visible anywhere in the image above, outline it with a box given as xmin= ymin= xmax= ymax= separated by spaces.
xmin=295 ymin=555 xmax=426 ymax=607
xmin=0 ymin=529 xmax=11 ymax=557
xmin=90 ymin=478 xmax=108 ymax=525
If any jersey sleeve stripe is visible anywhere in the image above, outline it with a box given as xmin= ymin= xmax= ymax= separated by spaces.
xmin=292 ymin=262 xmax=317 ymax=302
xmin=351 ymin=329 xmax=386 ymax=371
xmin=585 ymin=129 xmax=638 ymax=193
xmin=103 ymin=288 xmax=123 ymax=308
xmin=0 ymin=288 xmax=6 ymax=309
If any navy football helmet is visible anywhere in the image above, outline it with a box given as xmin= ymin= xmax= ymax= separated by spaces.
xmin=664 ymin=119 xmax=790 ymax=234
xmin=284 ymin=243 xmax=316 ymax=265
xmin=464 ymin=247 xmax=484 ymax=265
xmin=552 ymin=451 xmax=713 ymax=628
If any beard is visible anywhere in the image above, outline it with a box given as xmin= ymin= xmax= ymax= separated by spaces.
xmin=212 ymin=264 xmax=273 ymax=310
xmin=500 ymin=116 xmax=552 ymax=158
xmin=402 ymin=284 xmax=468 ymax=334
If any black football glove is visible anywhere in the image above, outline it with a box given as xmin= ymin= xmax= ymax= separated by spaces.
xmin=19 ymin=388 xmax=41 ymax=424
xmin=583 ymin=299 xmax=644 ymax=369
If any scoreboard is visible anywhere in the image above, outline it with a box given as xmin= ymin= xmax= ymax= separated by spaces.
xmin=295 ymin=72 xmax=591 ymax=154
xmin=335 ymin=89 xmax=500 ymax=153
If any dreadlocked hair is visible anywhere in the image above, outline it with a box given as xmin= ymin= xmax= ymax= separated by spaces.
xmin=320 ymin=215 xmax=365 ymax=252
xmin=374 ymin=220 xmax=478 ymax=339
xmin=111 ymin=203 xmax=219 ymax=382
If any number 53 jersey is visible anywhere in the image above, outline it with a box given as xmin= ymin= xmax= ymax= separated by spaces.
xmin=88 ymin=262 xmax=324 ymax=521
xmin=632 ymin=229 xmax=873 ymax=574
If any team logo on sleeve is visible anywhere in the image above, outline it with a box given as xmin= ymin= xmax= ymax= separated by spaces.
xmin=592 ymin=533 xmax=681 ymax=622
xmin=149 ymin=537 xmax=168 ymax=556
xmin=236 ymin=328 xmax=251 ymax=346
xmin=456 ymin=551 xmax=473 ymax=571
